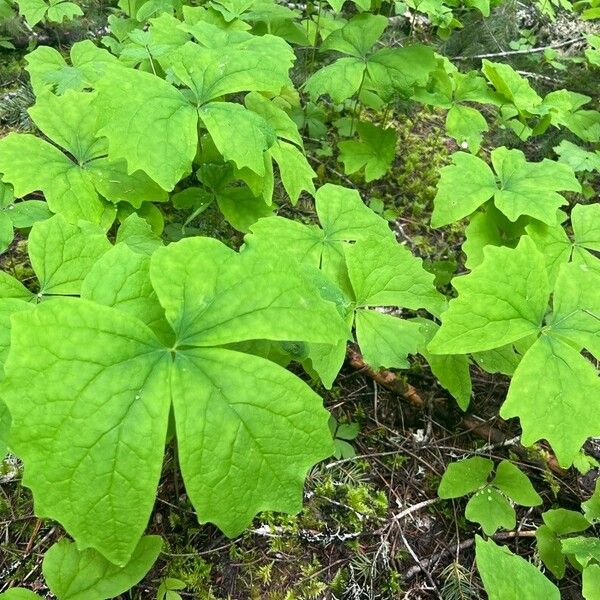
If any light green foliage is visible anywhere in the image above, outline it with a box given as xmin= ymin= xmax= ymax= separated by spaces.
xmin=584 ymin=564 xmax=600 ymax=600
xmin=43 ymin=536 xmax=162 ymax=600
xmin=438 ymin=456 xmax=494 ymax=498
xmin=1 ymin=237 xmax=347 ymax=565
xmin=0 ymin=180 xmax=51 ymax=254
xmin=439 ymin=458 xmax=541 ymax=534
xmin=416 ymin=319 xmax=472 ymax=409
xmin=554 ymin=140 xmax=600 ymax=172
xmin=432 ymin=148 xmax=581 ymax=227
xmin=26 ymin=42 xmax=119 ymax=95
xmin=413 ymin=68 xmax=498 ymax=152
xmin=527 ymin=204 xmax=600 ymax=283
xmin=337 ymin=122 xmax=397 ymax=182
xmin=0 ymin=590 xmax=43 ymax=600
xmin=343 ymin=237 xmax=445 ymax=370
xmin=95 ymin=31 xmax=295 ymax=190
xmin=431 ymin=238 xmax=600 ymax=466
xmin=0 ymin=215 xmax=110 ymax=301
xmin=305 ymin=14 xmax=435 ymax=104
xmin=17 ymin=0 xmax=82 ymax=27
xmin=246 ymin=183 xmax=394 ymax=289
xmin=0 ymin=91 xmax=167 ymax=223
xmin=475 ymin=536 xmax=560 ymax=599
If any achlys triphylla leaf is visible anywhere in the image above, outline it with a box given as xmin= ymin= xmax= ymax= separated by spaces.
xmin=337 ymin=121 xmax=397 ymax=182
xmin=431 ymin=146 xmax=580 ymax=227
xmin=0 ymin=214 xmax=110 ymax=301
xmin=554 ymin=140 xmax=600 ymax=172
xmin=527 ymin=203 xmax=600 ymax=283
xmin=429 ymin=237 xmax=600 ymax=466
xmin=0 ymin=90 xmax=168 ymax=223
xmin=475 ymin=536 xmax=560 ymax=599
xmin=413 ymin=68 xmax=500 ymax=152
xmin=305 ymin=13 xmax=435 ymax=104
xmin=439 ymin=457 xmax=541 ymax=534
xmin=1 ymin=237 xmax=348 ymax=565
xmin=95 ymin=32 xmax=295 ymax=190
xmin=25 ymin=40 xmax=118 ymax=95
xmin=245 ymin=92 xmax=316 ymax=204
xmin=246 ymin=183 xmax=394 ymax=291
xmin=0 ymin=179 xmax=51 ymax=254
xmin=42 ymin=536 xmax=162 ymax=600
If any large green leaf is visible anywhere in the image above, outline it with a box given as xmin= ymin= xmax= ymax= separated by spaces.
xmin=492 ymin=147 xmax=581 ymax=224
xmin=0 ymin=91 xmax=167 ymax=221
xmin=432 ymin=148 xmax=580 ymax=227
xmin=344 ymin=238 xmax=446 ymax=315
xmin=43 ymin=536 xmax=162 ymax=600
xmin=2 ymin=237 xmax=345 ymax=564
xmin=95 ymin=33 xmax=294 ymax=190
xmin=475 ymin=536 xmax=560 ymax=600
xmin=429 ymin=237 xmax=549 ymax=353
xmin=95 ymin=67 xmax=198 ymax=192
xmin=338 ymin=122 xmax=397 ymax=182
xmin=246 ymin=184 xmax=393 ymax=288
xmin=26 ymin=41 xmax=119 ymax=95
xmin=500 ymin=335 xmax=600 ymax=467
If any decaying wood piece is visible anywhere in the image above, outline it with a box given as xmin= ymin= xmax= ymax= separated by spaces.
xmin=345 ymin=347 xmax=567 ymax=477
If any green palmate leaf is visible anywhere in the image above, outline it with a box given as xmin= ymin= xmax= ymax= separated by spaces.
xmin=475 ymin=536 xmax=560 ymax=600
xmin=26 ymin=41 xmax=118 ymax=95
xmin=465 ymin=486 xmax=515 ymax=535
xmin=431 ymin=152 xmax=497 ymax=228
xmin=491 ymin=460 xmax=542 ymax=506
xmin=305 ymin=14 xmax=434 ymax=104
xmin=445 ymin=104 xmax=488 ymax=153
xmin=438 ymin=456 xmax=493 ymax=498
xmin=429 ymin=237 xmax=549 ymax=354
xmin=554 ymin=140 xmax=600 ymax=172
xmin=500 ymin=335 xmax=600 ymax=466
xmin=320 ymin=13 xmax=387 ymax=58
xmin=337 ymin=122 xmax=397 ymax=182
xmin=527 ymin=204 xmax=600 ymax=284
xmin=216 ymin=188 xmax=275 ymax=233
xmin=43 ymin=536 xmax=162 ymax=600
xmin=354 ymin=310 xmax=423 ymax=369
xmin=543 ymin=508 xmax=591 ymax=535
xmin=561 ymin=537 xmax=600 ymax=567
xmin=246 ymin=184 xmax=394 ymax=288
xmin=2 ymin=237 xmax=344 ymax=565
xmin=417 ymin=319 xmax=472 ymax=410
xmin=481 ymin=60 xmax=542 ymax=112
xmin=0 ymin=91 xmax=167 ymax=222
xmin=96 ymin=34 xmax=294 ymax=190
xmin=344 ymin=238 xmax=446 ymax=316
xmin=492 ymin=147 xmax=581 ymax=224
xmin=432 ymin=148 xmax=580 ymax=228
xmin=548 ymin=261 xmax=600 ymax=360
